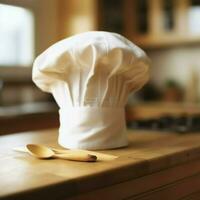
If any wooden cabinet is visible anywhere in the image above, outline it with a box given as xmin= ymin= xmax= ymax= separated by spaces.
xmin=98 ymin=0 xmax=200 ymax=48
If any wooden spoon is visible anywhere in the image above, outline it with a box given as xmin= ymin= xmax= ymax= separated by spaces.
xmin=13 ymin=146 xmax=117 ymax=161
xmin=26 ymin=144 xmax=97 ymax=162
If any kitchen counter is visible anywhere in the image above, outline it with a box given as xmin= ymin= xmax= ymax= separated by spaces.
xmin=1 ymin=129 xmax=200 ymax=200
xmin=126 ymin=102 xmax=200 ymax=120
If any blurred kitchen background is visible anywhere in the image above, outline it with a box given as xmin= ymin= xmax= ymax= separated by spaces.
xmin=0 ymin=0 xmax=200 ymax=134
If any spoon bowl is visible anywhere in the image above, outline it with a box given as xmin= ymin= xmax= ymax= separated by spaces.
xmin=26 ymin=144 xmax=54 ymax=159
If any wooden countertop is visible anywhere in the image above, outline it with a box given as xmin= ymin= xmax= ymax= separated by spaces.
xmin=1 ymin=129 xmax=200 ymax=200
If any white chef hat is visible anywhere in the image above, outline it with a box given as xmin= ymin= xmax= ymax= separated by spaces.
xmin=32 ymin=31 xmax=150 ymax=150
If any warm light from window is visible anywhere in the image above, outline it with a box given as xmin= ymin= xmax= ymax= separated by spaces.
xmin=0 ymin=4 xmax=34 ymax=66
xmin=188 ymin=6 xmax=200 ymax=34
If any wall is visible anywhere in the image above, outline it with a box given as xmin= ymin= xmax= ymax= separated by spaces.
xmin=147 ymin=45 xmax=200 ymax=98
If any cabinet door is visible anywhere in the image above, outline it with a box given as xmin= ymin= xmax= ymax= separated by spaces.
xmin=124 ymin=0 xmax=149 ymax=37
xmin=98 ymin=0 xmax=124 ymax=34
xmin=134 ymin=0 xmax=149 ymax=34
xmin=162 ymin=0 xmax=174 ymax=31
xmin=124 ymin=0 xmax=165 ymax=47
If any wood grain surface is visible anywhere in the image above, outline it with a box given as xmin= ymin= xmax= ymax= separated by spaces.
xmin=1 ymin=129 xmax=200 ymax=200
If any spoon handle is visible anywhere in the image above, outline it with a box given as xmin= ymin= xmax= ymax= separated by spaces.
xmin=50 ymin=148 xmax=118 ymax=161
xmin=53 ymin=152 xmax=97 ymax=162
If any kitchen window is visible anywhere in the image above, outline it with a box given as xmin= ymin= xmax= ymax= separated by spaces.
xmin=0 ymin=0 xmax=58 ymax=81
xmin=0 ymin=3 xmax=34 ymax=67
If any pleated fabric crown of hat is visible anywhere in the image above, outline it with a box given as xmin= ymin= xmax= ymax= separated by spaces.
xmin=32 ymin=31 xmax=150 ymax=150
